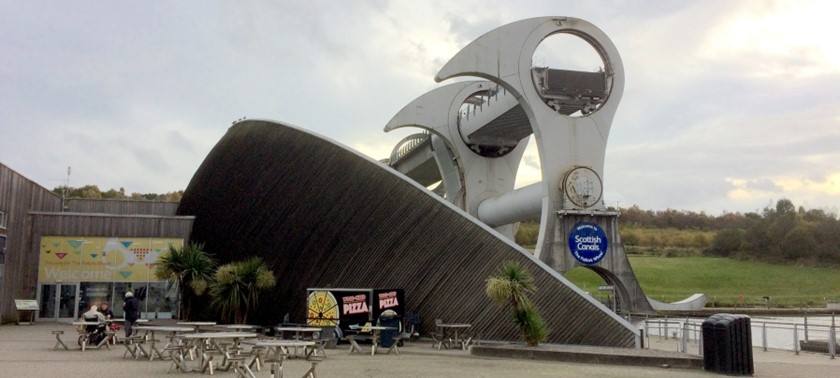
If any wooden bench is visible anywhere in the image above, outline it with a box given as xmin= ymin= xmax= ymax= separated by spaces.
xmin=165 ymin=344 xmax=191 ymax=373
xmin=344 ymin=334 xmax=370 ymax=354
xmin=303 ymin=354 xmax=324 ymax=378
xmin=123 ymin=335 xmax=148 ymax=359
xmin=52 ymin=330 xmax=68 ymax=350
xmin=227 ymin=355 xmax=256 ymax=378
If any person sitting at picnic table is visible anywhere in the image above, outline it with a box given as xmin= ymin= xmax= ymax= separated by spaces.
xmin=81 ymin=305 xmax=107 ymax=344
xmin=122 ymin=291 xmax=140 ymax=338
xmin=99 ymin=302 xmax=119 ymax=342
xmin=98 ymin=302 xmax=114 ymax=320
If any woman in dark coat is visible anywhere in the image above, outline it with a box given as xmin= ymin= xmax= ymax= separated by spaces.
xmin=122 ymin=291 xmax=140 ymax=338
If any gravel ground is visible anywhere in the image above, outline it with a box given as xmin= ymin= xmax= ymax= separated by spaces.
xmin=1 ymin=322 xmax=837 ymax=377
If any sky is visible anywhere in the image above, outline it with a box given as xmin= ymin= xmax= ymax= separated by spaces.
xmin=1 ymin=0 xmax=838 ymax=215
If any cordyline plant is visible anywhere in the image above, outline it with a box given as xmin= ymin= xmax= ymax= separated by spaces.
xmin=154 ymin=242 xmax=216 ymax=321
xmin=485 ymin=260 xmax=548 ymax=346
xmin=210 ymin=256 xmax=277 ymax=324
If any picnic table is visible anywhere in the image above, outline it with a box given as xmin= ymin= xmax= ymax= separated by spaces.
xmin=133 ymin=325 xmax=194 ymax=360
xmin=275 ymin=326 xmax=321 ymax=340
xmin=219 ymin=324 xmax=262 ymax=332
xmin=180 ymin=331 xmax=258 ymax=375
xmin=254 ymin=339 xmax=319 ymax=377
xmin=176 ymin=321 xmax=217 ymax=332
xmin=347 ymin=325 xmax=398 ymax=356
xmin=436 ymin=323 xmax=473 ymax=350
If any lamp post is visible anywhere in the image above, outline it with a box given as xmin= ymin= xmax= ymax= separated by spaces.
xmin=61 ymin=166 xmax=71 ymax=212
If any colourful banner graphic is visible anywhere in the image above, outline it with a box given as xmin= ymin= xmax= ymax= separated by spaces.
xmin=38 ymin=236 xmax=183 ymax=283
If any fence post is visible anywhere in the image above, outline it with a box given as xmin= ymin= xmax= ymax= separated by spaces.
xmin=644 ymin=320 xmax=649 ymax=349
xmin=804 ymin=312 xmax=809 ymax=342
xmin=794 ymin=323 xmax=799 ymax=355
xmin=681 ymin=321 xmax=688 ymax=353
xmin=831 ymin=314 xmax=836 ymax=360
xmin=762 ymin=322 xmax=768 ymax=352
xmin=664 ymin=316 xmax=669 ymax=340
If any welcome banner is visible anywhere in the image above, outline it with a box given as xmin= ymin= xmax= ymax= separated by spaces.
xmin=38 ymin=236 xmax=183 ymax=283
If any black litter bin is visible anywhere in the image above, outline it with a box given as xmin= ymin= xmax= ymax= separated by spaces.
xmin=377 ymin=309 xmax=401 ymax=348
xmin=702 ymin=313 xmax=754 ymax=375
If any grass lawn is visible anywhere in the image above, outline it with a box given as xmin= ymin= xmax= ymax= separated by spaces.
xmin=563 ymin=256 xmax=840 ymax=308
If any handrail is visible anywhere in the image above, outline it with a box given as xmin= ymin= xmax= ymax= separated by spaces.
xmin=388 ymin=132 xmax=431 ymax=164
xmin=639 ymin=316 xmax=838 ymax=359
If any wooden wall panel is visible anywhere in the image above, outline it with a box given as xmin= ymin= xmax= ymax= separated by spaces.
xmin=178 ymin=120 xmax=637 ymax=347
xmin=0 ymin=163 xmax=193 ymax=322
xmin=0 ymin=164 xmax=61 ymax=321
xmin=66 ymin=199 xmax=179 ymax=216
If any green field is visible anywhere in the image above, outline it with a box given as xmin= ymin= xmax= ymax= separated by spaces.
xmin=563 ymin=256 xmax=840 ymax=308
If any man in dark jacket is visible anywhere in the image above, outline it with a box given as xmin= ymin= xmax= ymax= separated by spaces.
xmin=123 ymin=291 xmax=140 ymax=338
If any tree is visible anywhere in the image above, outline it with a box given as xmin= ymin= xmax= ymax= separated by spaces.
xmin=154 ymin=242 xmax=216 ymax=321
xmin=210 ymin=257 xmax=277 ymax=324
xmin=710 ymin=229 xmax=744 ymax=257
xmin=485 ymin=260 xmax=547 ymax=346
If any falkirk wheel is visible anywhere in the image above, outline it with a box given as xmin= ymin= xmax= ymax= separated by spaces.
xmin=178 ymin=119 xmax=639 ymax=347
xmin=386 ymin=17 xmax=654 ymax=313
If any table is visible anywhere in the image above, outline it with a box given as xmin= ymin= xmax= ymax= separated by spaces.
xmin=275 ymin=326 xmax=321 ymax=340
xmin=437 ymin=323 xmax=472 ymax=350
xmin=180 ymin=332 xmax=258 ymax=374
xmin=254 ymin=340 xmax=317 ymax=378
xmin=274 ymin=327 xmax=321 ymax=358
xmin=134 ymin=326 xmax=194 ymax=360
xmin=177 ymin=321 xmax=217 ymax=332
xmin=220 ymin=324 xmax=261 ymax=332
xmin=71 ymin=321 xmax=110 ymax=351
xmin=349 ymin=326 xmax=397 ymax=356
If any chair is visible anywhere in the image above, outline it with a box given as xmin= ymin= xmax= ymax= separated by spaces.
xmin=402 ymin=312 xmax=422 ymax=342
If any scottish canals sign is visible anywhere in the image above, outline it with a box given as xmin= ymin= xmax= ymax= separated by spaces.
xmin=568 ymin=222 xmax=608 ymax=265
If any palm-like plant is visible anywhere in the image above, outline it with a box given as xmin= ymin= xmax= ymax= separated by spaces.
xmin=154 ymin=242 xmax=216 ymax=321
xmin=209 ymin=257 xmax=277 ymax=324
xmin=486 ymin=260 xmax=547 ymax=346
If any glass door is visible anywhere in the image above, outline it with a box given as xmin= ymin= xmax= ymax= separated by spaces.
xmin=38 ymin=283 xmax=79 ymax=321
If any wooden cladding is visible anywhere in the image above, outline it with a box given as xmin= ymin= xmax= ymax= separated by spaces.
xmin=66 ymin=199 xmax=179 ymax=216
xmin=0 ymin=163 xmax=194 ymax=322
xmin=178 ymin=120 xmax=636 ymax=347
xmin=0 ymin=164 xmax=62 ymax=321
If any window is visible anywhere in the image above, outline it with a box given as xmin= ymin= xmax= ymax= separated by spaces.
xmin=0 ymin=210 xmax=6 ymax=229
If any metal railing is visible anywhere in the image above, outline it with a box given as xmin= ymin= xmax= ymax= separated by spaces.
xmin=388 ymin=132 xmax=431 ymax=165
xmin=638 ymin=315 xmax=838 ymax=359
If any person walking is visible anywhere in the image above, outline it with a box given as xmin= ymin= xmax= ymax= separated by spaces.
xmin=122 ymin=291 xmax=140 ymax=338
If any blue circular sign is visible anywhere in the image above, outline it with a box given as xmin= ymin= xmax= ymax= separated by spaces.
xmin=568 ymin=222 xmax=608 ymax=265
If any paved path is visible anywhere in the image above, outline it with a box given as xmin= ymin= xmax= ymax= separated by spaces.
xmin=1 ymin=322 xmax=837 ymax=377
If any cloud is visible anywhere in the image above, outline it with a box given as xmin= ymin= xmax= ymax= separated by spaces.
xmin=2 ymin=0 xmax=838 ymax=214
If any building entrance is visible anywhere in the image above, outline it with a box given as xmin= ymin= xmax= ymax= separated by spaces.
xmin=38 ymin=282 xmax=79 ymax=321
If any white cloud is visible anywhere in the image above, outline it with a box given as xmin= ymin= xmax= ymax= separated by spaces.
xmin=1 ymin=0 xmax=839 ymax=214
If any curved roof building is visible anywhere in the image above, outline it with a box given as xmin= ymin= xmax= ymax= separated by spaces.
xmin=177 ymin=119 xmax=637 ymax=347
